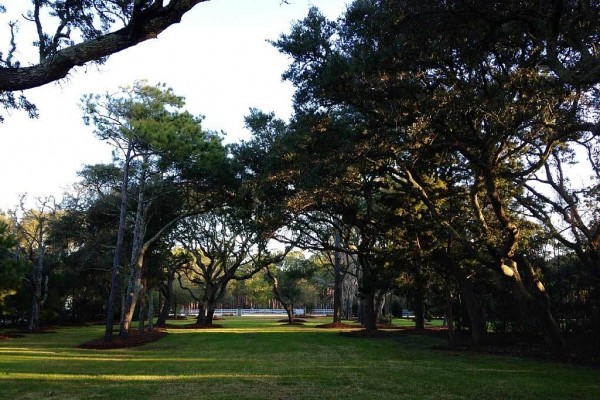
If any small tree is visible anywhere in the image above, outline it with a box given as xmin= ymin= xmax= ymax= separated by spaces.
xmin=265 ymin=251 xmax=316 ymax=324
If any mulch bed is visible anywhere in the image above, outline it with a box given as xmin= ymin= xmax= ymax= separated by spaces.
xmin=78 ymin=329 xmax=167 ymax=349
xmin=7 ymin=327 xmax=58 ymax=335
xmin=162 ymin=323 xmax=225 ymax=329
xmin=316 ymin=322 xmax=358 ymax=329
xmin=0 ymin=332 xmax=26 ymax=340
xmin=277 ymin=318 xmax=307 ymax=323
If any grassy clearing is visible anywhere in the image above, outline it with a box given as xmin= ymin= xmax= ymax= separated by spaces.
xmin=1 ymin=317 xmax=598 ymax=399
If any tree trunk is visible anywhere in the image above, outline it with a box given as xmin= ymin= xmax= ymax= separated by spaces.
xmin=29 ymin=219 xmax=48 ymax=332
xmin=119 ymin=159 xmax=148 ymax=338
xmin=29 ymin=223 xmax=45 ymax=332
xmin=205 ymin=306 xmax=216 ymax=325
xmin=156 ymin=275 xmax=174 ymax=326
xmin=120 ymin=244 xmax=148 ymax=336
xmin=285 ymin=303 xmax=295 ymax=324
xmin=361 ymin=292 xmax=377 ymax=331
xmin=375 ymin=290 xmax=386 ymax=324
xmin=104 ymin=144 xmax=131 ymax=342
xmin=434 ymin=249 xmax=486 ymax=345
xmin=414 ymin=276 xmax=425 ymax=330
xmin=332 ymin=233 xmax=344 ymax=324
xmin=444 ymin=278 xmax=456 ymax=347
xmin=138 ymin=287 xmax=147 ymax=331
xmin=357 ymin=298 xmax=364 ymax=325
xmin=512 ymin=256 xmax=567 ymax=352
xmin=196 ymin=303 xmax=207 ymax=325
xmin=147 ymin=289 xmax=154 ymax=330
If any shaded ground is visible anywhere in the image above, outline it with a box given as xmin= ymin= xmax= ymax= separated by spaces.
xmin=342 ymin=327 xmax=600 ymax=366
xmin=78 ymin=329 xmax=167 ymax=349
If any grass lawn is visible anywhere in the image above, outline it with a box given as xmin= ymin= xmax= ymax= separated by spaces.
xmin=0 ymin=317 xmax=598 ymax=399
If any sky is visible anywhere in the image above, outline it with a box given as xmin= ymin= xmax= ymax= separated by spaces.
xmin=0 ymin=0 xmax=349 ymax=211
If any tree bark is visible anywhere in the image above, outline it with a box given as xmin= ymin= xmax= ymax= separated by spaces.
xmin=0 ymin=0 xmax=210 ymax=92
xmin=285 ymin=303 xmax=295 ymax=324
xmin=156 ymin=273 xmax=174 ymax=326
xmin=138 ymin=286 xmax=147 ymax=331
xmin=147 ymin=289 xmax=154 ymax=330
xmin=361 ymin=292 xmax=377 ymax=331
xmin=512 ymin=255 xmax=567 ymax=352
xmin=28 ymin=222 xmax=45 ymax=332
xmin=120 ymin=157 xmax=148 ymax=337
xmin=332 ymin=244 xmax=344 ymax=324
xmin=196 ymin=303 xmax=207 ymax=325
xmin=444 ymin=278 xmax=456 ymax=347
xmin=434 ymin=249 xmax=486 ymax=345
xmin=104 ymin=144 xmax=132 ymax=342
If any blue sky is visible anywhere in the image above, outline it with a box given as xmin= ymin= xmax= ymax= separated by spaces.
xmin=0 ymin=0 xmax=349 ymax=210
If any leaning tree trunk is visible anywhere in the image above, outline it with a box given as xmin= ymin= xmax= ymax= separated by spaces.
xmin=120 ymin=243 xmax=149 ymax=337
xmin=120 ymin=160 xmax=148 ymax=338
xmin=511 ymin=255 xmax=567 ymax=352
xmin=104 ymin=144 xmax=131 ymax=342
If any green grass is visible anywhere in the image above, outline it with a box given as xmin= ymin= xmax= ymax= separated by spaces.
xmin=1 ymin=317 xmax=598 ymax=399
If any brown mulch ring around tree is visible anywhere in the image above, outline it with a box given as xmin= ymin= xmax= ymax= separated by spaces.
xmin=316 ymin=322 xmax=359 ymax=329
xmin=277 ymin=318 xmax=307 ymax=323
xmin=0 ymin=332 xmax=26 ymax=340
xmin=8 ymin=326 xmax=58 ymax=335
xmin=160 ymin=323 xmax=225 ymax=329
xmin=78 ymin=329 xmax=167 ymax=349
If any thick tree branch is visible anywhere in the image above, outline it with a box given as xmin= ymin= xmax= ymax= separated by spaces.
xmin=0 ymin=0 xmax=209 ymax=91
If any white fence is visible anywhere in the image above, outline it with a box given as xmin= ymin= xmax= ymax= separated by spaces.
xmin=182 ymin=308 xmax=335 ymax=317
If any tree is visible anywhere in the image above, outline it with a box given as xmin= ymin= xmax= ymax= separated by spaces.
xmin=518 ymin=138 xmax=600 ymax=349
xmin=82 ymin=80 xmax=229 ymax=340
xmin=177 ymin=208 xmax=280 ymax=325
xmin=265 ymin=251 xmax=316 ymax=324
xmin=272 ymin=0 xmax=600 ymax=351
xmin=12 ymin=196 xmax=58 ymax=331
xmin=0 ymin=215 xmax=26 ymax=311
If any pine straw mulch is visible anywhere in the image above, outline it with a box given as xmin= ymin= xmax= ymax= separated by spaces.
xmin=78 ymin=329 xmax=167 ymax=349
